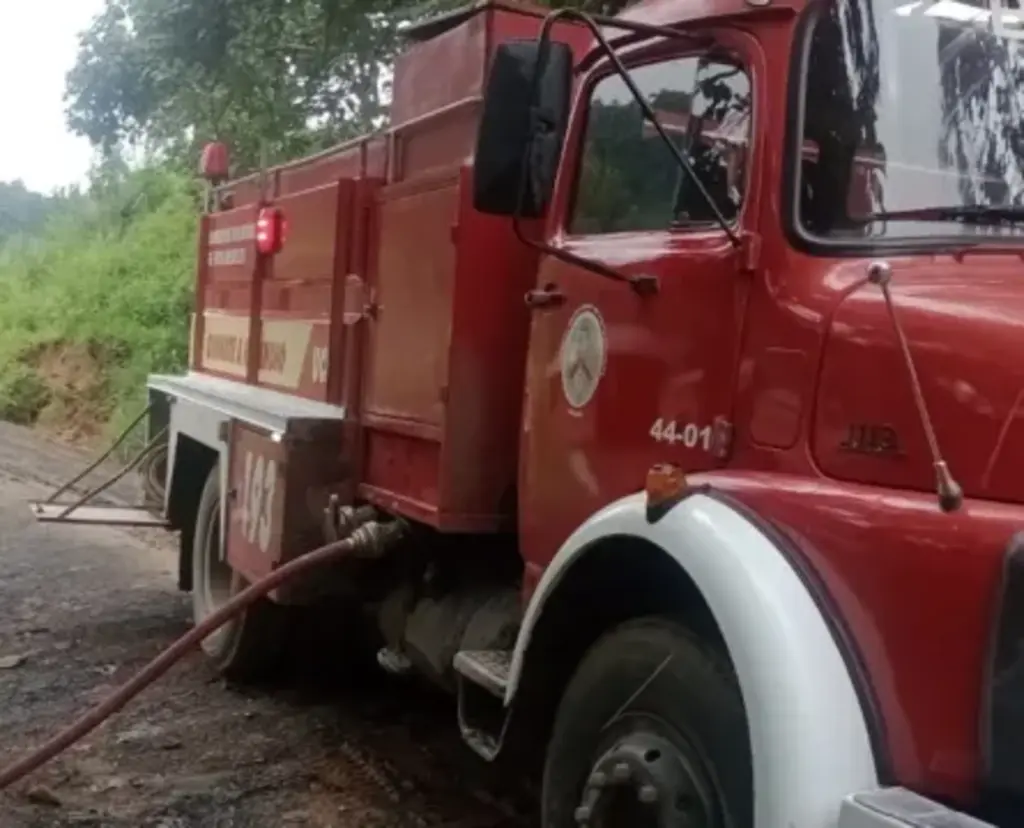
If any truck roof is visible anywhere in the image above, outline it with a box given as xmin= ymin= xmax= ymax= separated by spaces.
xmin=404 ymin=0 xmax=805 ymax=50
xmin=620 ymin=0 xmax=804 ymax=30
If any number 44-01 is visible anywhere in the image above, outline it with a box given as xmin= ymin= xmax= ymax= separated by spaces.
xmin=649 ymin=419 xmax=713 ymax=451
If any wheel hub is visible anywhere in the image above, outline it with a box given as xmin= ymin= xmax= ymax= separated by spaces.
xmin=573 ymin=730 xmax=715 ymax=828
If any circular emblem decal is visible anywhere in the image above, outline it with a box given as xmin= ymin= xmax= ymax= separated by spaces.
xmin=560 ymin=305 xmax=607 ymax=410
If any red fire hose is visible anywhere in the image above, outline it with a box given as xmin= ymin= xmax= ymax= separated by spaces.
xmin=0 ymin=519 xmax=404 ymax=792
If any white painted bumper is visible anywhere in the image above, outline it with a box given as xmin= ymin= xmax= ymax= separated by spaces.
xmin=839 ymin=788 xmax=996 ymax=827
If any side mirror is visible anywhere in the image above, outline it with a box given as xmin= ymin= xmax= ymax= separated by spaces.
xmin=472 ymin=40 xmax=573 ymax=218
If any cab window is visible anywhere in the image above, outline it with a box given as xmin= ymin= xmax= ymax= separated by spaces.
xmin=795 ymin=0 xmax=1024 ymax=243
xmin=569 ymin=53 xmax=752 ymax=236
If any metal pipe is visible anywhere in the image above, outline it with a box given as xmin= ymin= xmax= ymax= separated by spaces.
xmin=215 ymin=132 xmax=385 ymax=197
xmin=42 ymin=406 xmax=152 ymax=505
xmin=54 ymin=427 xmax=169 ymax=520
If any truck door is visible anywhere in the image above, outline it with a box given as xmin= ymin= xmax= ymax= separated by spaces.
xmin=519 ymin=39 xmax=759 ymax=576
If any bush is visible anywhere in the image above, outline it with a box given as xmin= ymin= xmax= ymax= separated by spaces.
xmin=0 ymin=168 xmax=198 ymax=446
xmin=0 ymin=363 xmax=50 ymax=425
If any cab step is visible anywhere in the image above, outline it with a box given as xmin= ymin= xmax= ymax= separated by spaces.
xmin=453 ymin=649 xmax=511 ymax=698
xmin=839 ymin=788 xmax=996 ymax=827
xmin=453 ymin=649 xmax=513 ymax=761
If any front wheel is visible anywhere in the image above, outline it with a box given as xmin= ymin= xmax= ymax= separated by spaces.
xmin=542 ymin=618 xmax=752 ymax=828
xmin=191 ymin=462 xmax=288 ymax=682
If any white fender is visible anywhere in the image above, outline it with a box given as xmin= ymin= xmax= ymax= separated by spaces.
xmin=506 ymin=491 xmax=879 ymax=828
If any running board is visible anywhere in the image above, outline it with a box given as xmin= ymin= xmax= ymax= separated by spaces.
xmin=30 ymin=503 xmax=168 ymax=527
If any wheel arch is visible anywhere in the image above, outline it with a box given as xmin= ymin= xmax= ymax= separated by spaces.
xmin=506 ymin=490 xmax=882 ymax=828
xmin=508 ymin=533 xmax=729 ymax=753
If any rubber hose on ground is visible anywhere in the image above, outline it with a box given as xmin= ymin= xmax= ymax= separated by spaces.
xmin=0 ymin=519 xmax=403 ymax=792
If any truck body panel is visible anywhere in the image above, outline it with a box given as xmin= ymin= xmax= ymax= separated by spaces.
xmin=361 ymin=167 xmax=544 ymax=529
xmin=185 ymin=2 xmax=590 ymax=533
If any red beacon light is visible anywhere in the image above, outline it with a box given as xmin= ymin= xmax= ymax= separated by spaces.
xmin=256 ymin=207 xmax=286 ymax=256
xmin=199 ymin=141 xmax=231 ymax=184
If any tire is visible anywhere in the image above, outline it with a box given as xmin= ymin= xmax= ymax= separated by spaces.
xmin=191 ymin=462 xmax=288 ymax=682
xmin=140 ymin=442 xmax=168 ymax=508
xmin=542 ymin=617 xmax=752 ymax=828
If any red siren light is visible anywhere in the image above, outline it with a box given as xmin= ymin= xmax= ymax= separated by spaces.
xmin=200 ymin=141 xmax=230 ymax=182
xmin=256 ymin=207 xmax=286 ymax=256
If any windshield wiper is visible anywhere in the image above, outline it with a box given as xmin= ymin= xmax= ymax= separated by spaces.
xmin=859 ymin=205 xmax=1024 ymax=225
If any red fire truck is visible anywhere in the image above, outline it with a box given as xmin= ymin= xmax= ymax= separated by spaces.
xmin=35 ymin=0 xmax=1024 ymax=824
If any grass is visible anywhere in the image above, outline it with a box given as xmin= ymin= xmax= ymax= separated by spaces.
xmin=0 ymin=168 xmax=198 ymax=446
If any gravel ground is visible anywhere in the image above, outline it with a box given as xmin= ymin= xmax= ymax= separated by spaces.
xmin=0 ymin=423 xmax=534 ymax=828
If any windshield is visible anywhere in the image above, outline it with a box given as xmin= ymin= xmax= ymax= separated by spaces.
xmin=794 ymin=0 xmax=1024 ymax=243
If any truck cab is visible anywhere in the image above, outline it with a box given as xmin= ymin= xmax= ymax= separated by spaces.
xmin=463 ymin=0 xmax=1024 ymax=824
xmin=454 ymin=0 xmax=1024 ymax=824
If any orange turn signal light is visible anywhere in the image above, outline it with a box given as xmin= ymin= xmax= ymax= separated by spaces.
xmin=645 ymin=463 xmax=688 ymax=508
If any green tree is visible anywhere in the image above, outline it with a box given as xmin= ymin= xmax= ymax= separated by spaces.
xmin=66 ymin=0 xmax=431 ymax=172
xmin=0 ymin=182 xmax=50 ymax=245
xmin=66 ymin=0 xmax=633 ymax=174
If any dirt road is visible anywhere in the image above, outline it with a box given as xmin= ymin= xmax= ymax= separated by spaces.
xmin=0 ymin=424 xmax=533 ymax=828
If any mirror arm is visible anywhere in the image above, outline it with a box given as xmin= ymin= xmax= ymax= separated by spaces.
xmin=535 ymin=8 xmax=741 ymax=248
xmin=510 ymin=32 xmax=658 ymax=297
xmin=512 ymin=219 xmax=659 ymax=296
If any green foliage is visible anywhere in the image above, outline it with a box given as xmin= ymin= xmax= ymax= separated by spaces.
xmin=4 ymin=0 xmax=640 ymax=440
xmin=66 ymin=0 xmax=449 ymax=172
xmin=0 ymin=181 xmax=51 ymax=246
xmin=0 ymin=168 xmax=196 ymax=440
xmin=0 ymin=364 xmax=51 ymax=426
xmin=66 ymin=0 xmax=633 ymax=172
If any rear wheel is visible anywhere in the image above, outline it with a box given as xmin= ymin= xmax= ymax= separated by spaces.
xmin=542 ymin=617 xmax=752 ymax=828
xmin=191 ymin=462 xmax=287 ymax=681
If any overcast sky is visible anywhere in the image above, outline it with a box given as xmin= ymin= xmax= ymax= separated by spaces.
xmin=1 ymin=1 xmax=104 ymax=194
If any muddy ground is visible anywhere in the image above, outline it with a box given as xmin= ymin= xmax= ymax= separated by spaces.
xmin=0 ymin=423 xmax=535 ymax=827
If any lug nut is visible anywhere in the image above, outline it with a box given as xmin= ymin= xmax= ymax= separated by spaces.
xmin=574 ymin=804 xmax=592 ymax=823
xmin=588 ymin=771 xmax=607 ymax=788
xmin=638 ymin=784 xmax=658 ymax=804
xmin=612 ymin=762 xmax=631 ymax=783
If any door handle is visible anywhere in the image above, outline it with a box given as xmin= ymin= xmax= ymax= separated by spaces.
xmin=525 ymin=285 xmax=566 ymax=310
